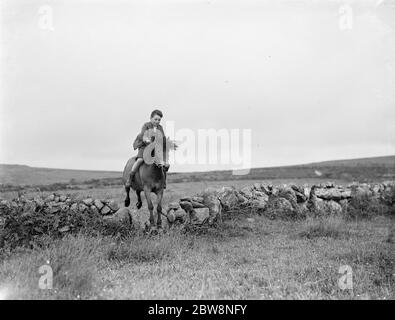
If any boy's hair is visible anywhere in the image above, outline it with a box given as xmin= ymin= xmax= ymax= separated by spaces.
xmin=150 ymin=109 xmax=163 ymax=118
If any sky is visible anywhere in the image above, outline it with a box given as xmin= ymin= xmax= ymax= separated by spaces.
xmin=0 ymin=0 xmax=394 ymax=172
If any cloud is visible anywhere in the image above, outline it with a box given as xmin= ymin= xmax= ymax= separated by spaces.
xmin=0 ymin=0 xmax=394 ymax=171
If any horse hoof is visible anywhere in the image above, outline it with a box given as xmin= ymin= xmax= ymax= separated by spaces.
xmin=149 ymin=226 xmax=158 ymax=236
xmin=136 ymin=202 xmax=142 ymax=209
xmin=125 ymin=199 xmax=130 ymax=207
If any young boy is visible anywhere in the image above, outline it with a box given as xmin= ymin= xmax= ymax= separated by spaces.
xmin=126 ymin=109 xmax=169 ymax=188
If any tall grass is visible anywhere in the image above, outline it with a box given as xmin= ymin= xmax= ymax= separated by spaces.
xmin=298 ymin=215 xmax=351 ymax=239
xmin=106 ymin=230 xmax=185 ymax=263
xmin=0 ymin=234 xmax=109 ymax=299
xmin=0 ymin=229 xmax=190 ymax=299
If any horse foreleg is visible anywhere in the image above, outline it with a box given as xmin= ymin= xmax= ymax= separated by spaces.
xmin=156 ymin=189 xmax=164 ymax=229
xmin=124 ymin=186 xmax=131 ymax=207
xmin=136 ymin=190 xmax=142 ymax=209
xmin=143 ymin=186 xmax=155 ymax=228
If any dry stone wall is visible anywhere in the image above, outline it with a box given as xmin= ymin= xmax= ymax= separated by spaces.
xmin=0 ymin=193 xmax=120 ymax=218
xmin=171 ymin=181 xmax=394 ymax=224
xmin=0 ymin=181 xmax=394 ymax=233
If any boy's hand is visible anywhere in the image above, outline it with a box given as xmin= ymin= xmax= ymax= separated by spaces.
xmin=165 ymin=138 xmax=179 ymax=151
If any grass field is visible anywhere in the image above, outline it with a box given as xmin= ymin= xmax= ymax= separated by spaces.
xmin=0 ymin=212 xmax=393 ymax=299
xmin=0 ymin=179 xmax=394 ymax=300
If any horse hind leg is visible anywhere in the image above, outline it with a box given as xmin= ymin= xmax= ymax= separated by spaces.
xmin=124 ymin=186 xmax=131 ymax=207
xmin=156 ymin=189 xmax=164 ymax=229
xmin=143 ymin=186 xmax=155 ymax=229
xmin=136 ymin=190 xmax=142 ymax=209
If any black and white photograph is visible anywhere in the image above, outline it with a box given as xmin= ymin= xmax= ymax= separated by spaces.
xmin=0 ymin=0 xmax=394 ymax=303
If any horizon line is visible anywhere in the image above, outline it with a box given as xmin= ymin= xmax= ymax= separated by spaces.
xmin=1 ymin=154 xmax=394 ymax=174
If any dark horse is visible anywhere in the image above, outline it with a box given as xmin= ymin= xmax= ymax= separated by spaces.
xmin=122 ymin=156 xmax=166 ymax=230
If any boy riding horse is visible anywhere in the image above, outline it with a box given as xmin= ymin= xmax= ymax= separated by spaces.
xmin=126 ymin=109 xmax=170 ymax=188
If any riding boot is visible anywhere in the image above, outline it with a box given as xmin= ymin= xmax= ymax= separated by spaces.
xmin=130 ymin=170 xmax=137 ymax=183
xmin=126 ymin=170 xmax=137 ymax=187
xmin=127 ymin=158 xmax=143 ymax=187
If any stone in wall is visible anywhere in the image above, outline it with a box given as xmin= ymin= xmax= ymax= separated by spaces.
xmin=94 ymin=199 xmax=104 ymax=210
xmin=265 ymin=196 xmax=294 ymax=219
xmin=217 ymin=186 xmax=241 ymax=211
xmin=103 ymin=207 xmax=132 ymax=225
xmin=201 ymin=192 xmax=222 ymax=224
xmin=82 ymin=198 xmax=93 ymax=206
xmin=314 ymin=186 xmax=351 ymax=201
xmin=191 ymin=208 xmax=210 ymax=224
xmin=108 ymin=200 xmax=120 ymax=212
xmin=100 ymin=205 xmax=112 ymax=215
xmin=290 ymin=184 xmax=308 ymax=203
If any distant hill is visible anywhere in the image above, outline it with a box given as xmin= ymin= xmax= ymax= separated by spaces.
xmin=0 ymin=164 xmax=121 ymax=186
xmin=170 ymin=155 xmax=395 ymax=184
xmin=303 ymin=155 xmax=395 ymax=167
xmin=0 ymin=155 xmax=394 ymax=187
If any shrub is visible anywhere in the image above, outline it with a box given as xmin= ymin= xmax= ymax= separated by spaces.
xmin=0 ymin=203 xmax=132 ymax=254
xmin=345 ymin=193 xmax=391 ymax=220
